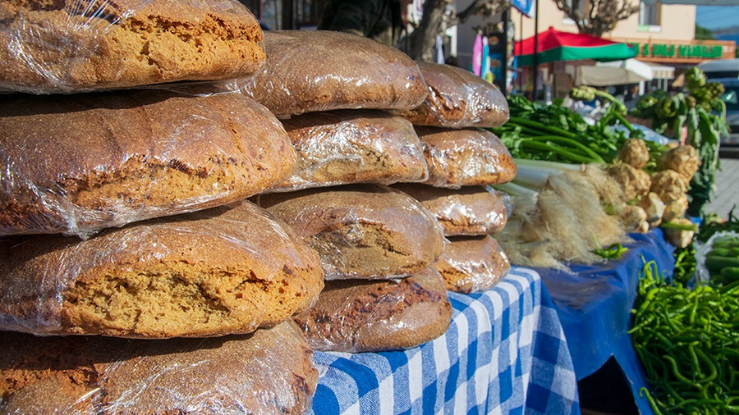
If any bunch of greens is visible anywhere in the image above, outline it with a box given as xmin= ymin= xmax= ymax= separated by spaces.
xmin=630 ymin=260 xmax=739 ymax=415
xmin=496 ymin=95 xmax=664 ymax=168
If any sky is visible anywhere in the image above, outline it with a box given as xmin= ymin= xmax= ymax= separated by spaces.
xmin=696 ymin=6 xmax=739 ymax=30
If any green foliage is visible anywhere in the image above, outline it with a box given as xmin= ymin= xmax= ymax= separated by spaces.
xmin=695 ymin=23 xmax=714 ymax=40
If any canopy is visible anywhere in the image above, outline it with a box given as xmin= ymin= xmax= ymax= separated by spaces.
xmin=514 ymin=27 xmax=637 ymax=66
xmin=576 ymin=59 xmax=654 ymax=86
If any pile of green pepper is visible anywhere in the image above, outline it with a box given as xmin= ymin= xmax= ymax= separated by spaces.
xmin=630 ymin=260 xmax=739 ymax=415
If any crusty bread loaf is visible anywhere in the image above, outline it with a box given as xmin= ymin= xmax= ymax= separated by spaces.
xmin=434 ymin=235 xmax=510 ymax=293
xmin=254 ymin=184 xmax=445 ymax=280
xmin=293 ymin=267 xmax=452 ymax=352
xmin=0 ymin=201 xmax=324 ymax=338
xmin=394 ymin=61 xmax=509 ymax=128
xmin=0 ymin=0 xmax=265 ymax=93
xmin=0 ymin=321 xmax=317 ymax=415
xmin=0 ymin=90 xmax=296 ymax=237
xmin=392 ymin=184 xmax=508 ymax=236
xmin=271 ymin=110 xmax=429 ymax=191
xmin=234 ymin=30 xmax=428 ymax=116
xmin=414 ymin=126 xmax=517 ymax=188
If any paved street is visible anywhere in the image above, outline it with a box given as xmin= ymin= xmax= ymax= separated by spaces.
xmin=704 ymin=157 xmax=739 ymax=220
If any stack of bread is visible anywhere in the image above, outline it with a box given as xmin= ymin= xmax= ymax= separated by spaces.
xmin=391 ymin=62 xmax=516 ymax=294
xmin=0 ymin=2 xmax=323 ymax=414
xmin=234 ymin=30 xmax=453 ymax=353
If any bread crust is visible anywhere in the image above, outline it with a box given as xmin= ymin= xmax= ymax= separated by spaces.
xmin=254 ymin=184 xmax=445 ymax=280
xmin=0 ymin=201 xmax=324 ymax=338
xmin=395 ymin=61 xmax=510 ymax=128
xmin=0 ymin=90 xmax=296 ymax=237
xmin=415 ymin=127 xmax=517 ymax=188
xmin=0 ymin=321 xmax=318 ymax=415
xmin=293 ymin=267 xmax=452 ymax=352
xmin=0 ymin=0 xmax=265 ymax=93
xmin=236 ymin=30 xmax=428 ymax=116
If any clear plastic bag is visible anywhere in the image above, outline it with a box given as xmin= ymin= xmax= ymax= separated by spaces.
xmin=270 ymin=110 xmax=429 ymax=192
xmin=433 ymin=235 xmax=511 ymax=293
xmin=292 ymin=267 xmax=452 ymax=353
xmin=415 ymin=127 xmax=517 ymax=188
xmin=229 ymin=30 xmax=428 ymax=116
xmin=0 ymin=320 xmax=318 ymax=415
xmin=392 ymin=184 xmax=508 ymax=236
xmin=0 ymin=200 xmax=324 ymax=338
xmin=0 ymin=0 xmax=265 ymax=94
xmin=394 ymin=61 xmax=510 ymax=128
xmin=253 ymin=184 xmax=446 ymax=280
xmin=0 ymin=89 xmax=296 ymax=238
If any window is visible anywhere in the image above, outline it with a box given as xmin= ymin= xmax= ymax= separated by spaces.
xmin=720 ymin=87 xmax=739 ymax=111
xmin=639 ymin=2 xmax=661 ymax=27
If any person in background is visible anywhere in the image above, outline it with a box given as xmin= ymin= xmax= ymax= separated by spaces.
xmin=623 ymin=84 xmax=641 ymax=110
xmin=318 ymin=0 xmax=413 ymax=47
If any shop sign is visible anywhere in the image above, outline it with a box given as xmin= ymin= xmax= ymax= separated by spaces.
xmin=629 ymin=42 xmax=723 ymax=59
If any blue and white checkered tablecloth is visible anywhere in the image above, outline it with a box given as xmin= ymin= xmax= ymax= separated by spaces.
xmin=309 ymin=267 xmax=580 ymax=415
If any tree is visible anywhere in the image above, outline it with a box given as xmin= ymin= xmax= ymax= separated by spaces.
xmin=695 ymin=23 xmax=714 ymax=40
xmin=553 ymin=0 xmax=640 ymax=37
xmin=402 ymin=0 xmax=510 ymax=61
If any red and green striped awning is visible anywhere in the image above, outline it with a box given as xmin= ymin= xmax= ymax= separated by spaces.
xmin=514 ymin=27 xmax=637 ymax=66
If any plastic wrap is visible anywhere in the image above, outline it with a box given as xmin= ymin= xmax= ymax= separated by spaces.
xmin=415 ymin=127 xmax=517 ymax=188
xmin=392 ymin=184 xmax=508 ymax=236
xmin=695 ymin=231 xmax=739 ymax=284
xmin=229 ymin=30 xmax=428 ymax=116
xmin=0 ymin=320 xmax=317 ymax=415
xmin=394 ymin=61 xmax=510 ymax=128
xmin=292 ymin=267 xmax=452 ymax=353
xmin=433 ymin=235 xmax=511 ymax=294
xmin=0 ymin=90 xmax=296 ymax=238
xmin=0 ymin=200 xmax=324 ymax=338
xmin=253 ymin=184 xmax=446 ymax=280
xmin=270 ymin=110 xmax=429 ymax=192
xmin=0 ymin=0 xmax=265 ymax=94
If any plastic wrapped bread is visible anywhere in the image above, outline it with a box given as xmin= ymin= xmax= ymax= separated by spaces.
xmin=394 ymin=61 xmax=510 ymax=128
xmin=0 ymin=0 xmax=265 ymax=94
xmin=0 ymin=90 xmax=296 ymax=237
xmin=254 ymin=184 xmax=445 ymax=280
xmin=433 ymin=235 xmax=511 ymax=293
xmin=415 ymin=126 xmax=517 ymax=188
xmin=0 ymin=201 xmax=324 ymax=338
xmin=233 ymin=30 xmax=428 ymax=116
xmin=0 ymin=321 xmax=317 ymax=415
xmin=270 ymin=110 xmax=429 ymax=191
xmin=392 ymin=184 xmax=508 ymax=236
xmin=293 ymin=267 xmax=452 ymax=353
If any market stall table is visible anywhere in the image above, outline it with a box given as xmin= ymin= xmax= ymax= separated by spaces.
xmin=309 ymin=267 xmax=580 ymax=415
xmin=538 ymin=229 xmax=676 ymax=415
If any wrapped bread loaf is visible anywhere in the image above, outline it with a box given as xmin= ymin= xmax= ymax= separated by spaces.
xmin=415 ymin=127 xmax=517 ymax=188
xmin=0 ymin=201 xmax=324 ymax=338
xmin=0 ymin=321 xmax=318 ymax=415
xmin=392 ymin=184 xmax=507 ymax=236
xmin=434 ymin=236 xmax=511 ymax=293
xmin=233 ymin=30 xmax=428 ymax=116
xmin=0 ymin=0 xmax=266 ymax=93
xmin=395 ymin=61 xmax=510 ymax=128
xmin=254 ymin=184 xmax=445 ymax=280
xmin=293 ymin=267 xmax=452 ymax=353
xmin=272 ymin=110 xmax=429 ymax=191
xmin=0 ymin=90 xmax=296 ymax=237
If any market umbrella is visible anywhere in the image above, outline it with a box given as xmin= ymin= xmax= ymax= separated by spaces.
xmin=576 ymin=59 xmax=654 ymax=86
xmin=514 ymin=27 xmax=636 ymax=66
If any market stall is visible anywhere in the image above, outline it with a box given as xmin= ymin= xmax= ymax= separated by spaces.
xmin=310 ymin=268 xmax=580 ymax=415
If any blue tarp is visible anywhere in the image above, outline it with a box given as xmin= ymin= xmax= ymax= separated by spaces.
xmin=537 ymin=229 xmax=676 ymax=415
